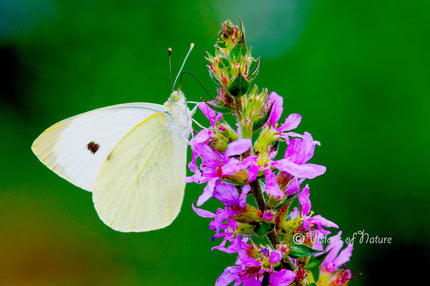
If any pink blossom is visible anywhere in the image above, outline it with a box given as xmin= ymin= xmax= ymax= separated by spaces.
xmin=269 ymin=269 xmax=297 ymax=286
xmin=321 ymin=231 xmax=354 ymax=272
xmin=263 ymin=169 xmax=284 ymax=198
xmin=298 ymin=184 xmax=311 ymax=215
xmin=263 ymin=211 xmax=275 ymax=221
xmin=266 ymin=92 xmax=283 ymax=128
xmin=199 ymin=102 xmax=222 ymax=126
xmin=271 ymin=132 xmax=326 ymax=179
xmin=188 ymin=136 xmax=252 ymax=206
xmin=303 ymin=214 xmax=339 ymax=235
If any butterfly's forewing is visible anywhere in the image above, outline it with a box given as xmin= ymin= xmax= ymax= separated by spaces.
xmin=93 ymin=112 xmax=187 ymax=232
xmin=31 ymin=103 xmax=164 ymax=191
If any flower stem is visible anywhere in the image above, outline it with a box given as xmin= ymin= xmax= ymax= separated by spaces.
xmin=250 ymin=180 xmax=280 ymax=246
xmin=250 ymin=179 xmax=267 ymax=212
xmin=251 ymin=179 xmax=296 ymax=271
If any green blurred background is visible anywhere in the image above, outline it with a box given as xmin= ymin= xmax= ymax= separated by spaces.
xmin=1 ymin=0 xmax=429 ymax=285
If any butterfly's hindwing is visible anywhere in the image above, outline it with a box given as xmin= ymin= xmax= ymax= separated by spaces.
xmin=93 ymin=112 xmax=187 ymax=232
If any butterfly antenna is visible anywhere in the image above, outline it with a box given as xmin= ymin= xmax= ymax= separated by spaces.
xmin=179 ymin=71 xmax=213 ymax=100
xmin=168 ymin=47 xmax=173 ymax=92
xmin=173 ymin=43 xmax=194 ymax=90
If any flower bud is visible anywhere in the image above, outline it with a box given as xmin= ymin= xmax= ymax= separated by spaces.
xmin=225 ymin=170 xmax=250 ymax=185
xmin=207 ymin=20 xmax=259 ymax=99
xmin=207 ymin=123 xmax=239 ymax=153
xmin=204 ymin=87 xmax=236 ymax=113
xmin=234 ymin=222 xmax=256 ymax=235
xmin=276 ymin=172 xmax=294 ymax=192
xmin=243 ymin=86 xmax=274 ymax=132
xmin=233 ymin=205 xmax=262 ymax=223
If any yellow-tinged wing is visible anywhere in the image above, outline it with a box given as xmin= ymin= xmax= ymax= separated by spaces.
xmin=93 ymin=113 xmax=187 ymax=232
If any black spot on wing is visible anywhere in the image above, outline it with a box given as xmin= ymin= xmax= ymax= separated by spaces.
xmin=87 ymin=141 xmax=100 ymax=154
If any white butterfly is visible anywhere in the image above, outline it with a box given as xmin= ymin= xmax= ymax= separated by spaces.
xmin=32 ymin=45 xmax=194 ymax=232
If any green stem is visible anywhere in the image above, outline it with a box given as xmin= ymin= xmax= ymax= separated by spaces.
xmin=250 ymin=180 xmax=280 ymax=248
xmin=251 ymin=179 xmax=296 ymax=271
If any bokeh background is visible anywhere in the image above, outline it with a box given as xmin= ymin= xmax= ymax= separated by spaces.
xmin=1 ymin=0 xmax=429 ymax=285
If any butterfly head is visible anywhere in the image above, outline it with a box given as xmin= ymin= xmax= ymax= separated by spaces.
xmin=169 ymin=90 xmax=185 ymax=103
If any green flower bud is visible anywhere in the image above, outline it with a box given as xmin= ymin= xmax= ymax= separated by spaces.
xmin=234 ymin=205 xmax=262 ymax=223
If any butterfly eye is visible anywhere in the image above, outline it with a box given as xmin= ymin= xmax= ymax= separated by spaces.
xmin=171 ymin=91 xmax=180 ymax=101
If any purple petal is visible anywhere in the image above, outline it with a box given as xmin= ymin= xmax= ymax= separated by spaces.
xmin=247 ymin=163 xmax=260 ymax=182
xmin=270 ymin=269 xmax=296 ymax=286
xmin=194 ymin=143 xmax=220 ymax=166
xmin=199 ymin=102 xmax=217 ymax=126
xmin=190 ymin=128 xmax=212 ymax=145
xmin=187 ymin=149 xmax=200 ymax=173
xmin=239 ymin=156 xmax=258 ymax=168
xmin=213 ymin=181 xmax=239 ymax=206
xmin=185 ymin=172 xmax=206 ymax=184
xmin=322 ymin=232 xmax=344 ymax=270
xmin=192 ymin=203 xmax=216 ymax=218
xmin=197 ymin=178 xmax=217 ymax=206
xmin=278 ymin=113 xmax=302 ymax=132
xmin=221 ymin=158 xmax=242 ymax=176
xmin=271 ymin=160 xmax=326 ymax=179
xmin=298 ymin=184 xmax=311 ymax=216
xmin=215 ymin=266 xmax=241 ymax=286
xmin=283 ymin=132 xmax=319 ymax=164
xmin=269 ymin=250 xmax=282 ymax=264
xmin=239 ymin=185 xmax=251 ymax=209
xmin=266 ymin=92 xmax=284 ymax=128
xmin=285 ymin=177 xmax=300 ymax=196
xmin=308 ymin=215 xmax=339 ymax=229
xmin=332 ymin=243 xmax=353 ymax=269
xmin=263 ymin=169 xmax=284 ymax=199
xmin=225 ymin=139 xmax=252 ymax=157
xmin=289 ymin=207 xmax=299 ymax=219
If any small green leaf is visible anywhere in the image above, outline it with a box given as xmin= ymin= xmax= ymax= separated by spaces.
xmin=248 ymin=57 xmax=260 ymax=81
xmin=221 ymin=58 xmax=230 ymax=70
xmin=305 ymin=251 xmax=330 ymax=271
xmin=206 ymin=102 xmax=234 ymax=114
xmin=252 ymin=104 xmax=272 ymax=131
xmin=308 ymin=283 xmax=317 ymax=286
xmin=217 ymin=41 xmax=227 ymax=49
xmin=230 ymin=33 xmax=247 ymax=60
xmin=254 ymin=222 xmax=275 ymax=238
xmin=228 ymin=72 xmax=249 ymax=97
xmin=289 ymin=244 xmax=323 ymax=258
xmin=201 ymin=97 xmax=234 ymax=114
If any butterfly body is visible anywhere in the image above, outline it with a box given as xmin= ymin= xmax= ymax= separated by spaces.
xmin=32 ymin=91 xmax=192 ymax=232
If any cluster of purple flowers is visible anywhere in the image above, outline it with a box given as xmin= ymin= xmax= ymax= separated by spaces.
xmin=188 ymin=94 xmax=354 ymax=286
xmin=187 ymin=20 xmax=357 ymax=286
